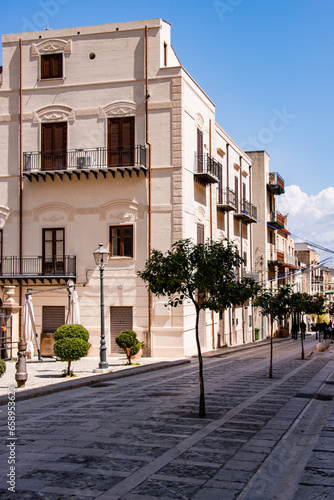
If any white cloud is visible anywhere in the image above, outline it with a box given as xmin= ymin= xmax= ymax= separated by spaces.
xmin=277 ymin=185 xmax=334 ymax=261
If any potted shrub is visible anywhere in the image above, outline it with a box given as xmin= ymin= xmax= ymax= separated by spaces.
xmin=115 ymin=330 xmax=144 ymax=365
xmin=0 ymin=359 xmax=6 ymax=378
xmin=53 ymin=324 xmax=90 ymax=376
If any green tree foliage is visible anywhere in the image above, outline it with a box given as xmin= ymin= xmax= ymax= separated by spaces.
xmin=53 ymin=324 xmax=90 ymax=375
xmin=0 ymin=359 xmax=6 ymax=378
xmin=115 ymin=330 xmax=144 ymax=365
xmin=138 ymin=238 xmax=260 ymax=417
xmin=54 ymin=324 xmax=89 ymax=342
xmin=254 ymin=285 xmax=292 ymax=378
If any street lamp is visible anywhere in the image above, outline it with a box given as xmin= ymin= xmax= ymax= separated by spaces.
xmin=93 ymin=243 xmax=110 ymax=369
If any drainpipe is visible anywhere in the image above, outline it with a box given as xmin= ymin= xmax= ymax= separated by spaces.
xmin=145 ymin=26 xmax=152 ymax=355
xmin=209 ymin=120 xmax=215 ymax=349
xmin=16 ymin=39 xmax=28 ymax=387
xmin=19 ymin=39 xmax=23 ymax=339
xmin=240 ymin=155 xmax=245 ymax=343
xmin=226 ymin=143 xmax=232 ymax=346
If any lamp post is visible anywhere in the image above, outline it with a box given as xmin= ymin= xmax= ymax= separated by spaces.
xmin=93 ymin=243 xmax=110 ymax=369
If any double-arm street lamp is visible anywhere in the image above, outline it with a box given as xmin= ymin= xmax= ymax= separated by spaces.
xmin=93 ymin=243 xmax=110 ymax=370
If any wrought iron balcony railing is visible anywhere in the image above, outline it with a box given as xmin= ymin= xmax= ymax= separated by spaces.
xmin=194 ymin=153 xmax=219 ymax=185
xmin=235 ymin=200 xmax=257 ymax=223
xmin=217 ymin=188 xmax=236 ymax=211
xmin=23 ymin=146 xmax=148 ymax=172
xmin=0 ymin=256 xmax=76 ymax=278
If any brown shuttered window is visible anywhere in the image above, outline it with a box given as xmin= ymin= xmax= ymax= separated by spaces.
xmin=41 ymin=122 xmax=67 ymax=170
xmin=235 ymin=176 xmax=239 ymax=211
xmin=110 ymin=225 xmax=133 ymax=257
xmin=108 ymin=117 xmax=135 ymax=166
xmin=197 ymin=223 xmax=205 ymax=245
xmin=197 ymin=129 xmax=203 ymax=173
xmin=42 ymin=306 xmax=65 ymax=333
xmin=41 ymin=53 xmax=63 ymax=79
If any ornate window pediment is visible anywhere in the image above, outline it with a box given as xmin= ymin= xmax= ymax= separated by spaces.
xmin=33 ymin=105 xmax=75 ymax=123
xmin=31 ymin=39 xmax=72 ymax=57
xmin=99 ymin=101 xmax=137 ymax=118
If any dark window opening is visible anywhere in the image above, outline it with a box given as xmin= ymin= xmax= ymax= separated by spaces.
xmin=41 ymin=53 xmax=63 ymax=79
xmin=110 ymin=225 xmax=133 ymax=257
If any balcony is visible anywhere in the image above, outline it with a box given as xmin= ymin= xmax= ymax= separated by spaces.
xmin=234 ymin=200 xmax=257 ymax=223
xmin=194 ymin=153 xmax=219 ymax=186
xmin=23 ymin=146 xmax=148 ymax=182
xmin=268 ymin=211 xmax=285 ymax=230
xmin=267 ymin=250 xmax=298 ymax=269
xmin=268 ymin=172 xmax=285 ymax=195
xmin=217 ymin=188 xmax=236 ymax=212
xmin=0 ymin=256 xmax=76 ymax=284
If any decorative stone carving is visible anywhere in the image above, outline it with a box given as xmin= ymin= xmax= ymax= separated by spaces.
xmin=99 ymin=101 xmax=137 ymax=118
xmin=196 ymin=206 xmax=206 ymax=223
xmin=0 ymin=206 xmax=10 ymax=228
xmin=195 ymin=113 xmax=204 ymax=131
xmin=34 ymin=203 xmax=73 ymax=222
xmin=31 ymin=39 xmax=72 ymax=57
xmin=102 ymin=200 xmax=139 ymax=222
xmin=33 ymin=105 xmax=75 ymax=123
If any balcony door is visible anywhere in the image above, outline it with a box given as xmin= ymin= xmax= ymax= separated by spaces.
xmin=197 ymin=129 xmax=203 ymax=173
xmin=42 ymin=228 xmax=65 ymax=275
xmin=41 ymin=122 xmax=67 ymax=171
xmin=108 ymin=117 xmax=134 ymax=167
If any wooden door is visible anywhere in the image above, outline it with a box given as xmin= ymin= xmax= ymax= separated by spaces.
xmin=41 ymin=122 xmax=67 ymax=170
xmin=108 ymin=117 xmax=134 ymax=167
xmin=42 ymin=228 xmax=65 ymax=275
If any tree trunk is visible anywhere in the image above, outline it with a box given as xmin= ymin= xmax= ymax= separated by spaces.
xmin=195 ymin=305 xmax=206 ymax=417
xmin=301 ymin=315 xmax=305 ymax=359
xmin=67 ymin=360 xmax=71 ymax=376
xmin=269 ymin=318 xmax=273 ymax=379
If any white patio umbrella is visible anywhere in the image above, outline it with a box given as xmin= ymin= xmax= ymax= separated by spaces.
xmin=66 ymin=290 xmax=81 ymax=325
xmin=22 ymin=294 xmax=35 ymax=359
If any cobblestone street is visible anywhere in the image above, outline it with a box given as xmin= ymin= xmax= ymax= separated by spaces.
xmin=0 ymin=336 xmax=334 ymax=499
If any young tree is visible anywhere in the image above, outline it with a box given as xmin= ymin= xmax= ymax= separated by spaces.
xmin=137 ymin=238 xmax=260 ymax=417
xmin=254 ymin=285 xmax=291 ymax=378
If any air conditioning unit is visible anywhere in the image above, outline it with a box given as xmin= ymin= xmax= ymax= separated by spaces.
xmin=77 ymin=156 xmax=95 ymax=168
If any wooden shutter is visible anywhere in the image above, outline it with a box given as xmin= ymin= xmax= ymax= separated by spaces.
xmin=197 ymin=129 xmax=203 ymax=173
xmin=41 ymin=54 xmax=62 ymax=79
xmin=108 ymin=117 xmax=134 ymax=166
xmin=197 ymin=223 xmax=205 ymax=245
xmin=218 ymin=162 xmax=222 ymax=204
xmin=41 ymin=123 xmax=67 ymax=170
xmin=110 ymin=307 xmax=133 ymax=354
xmin=42 ymin=306 xmax=65 ymax=333
xmin=235 ymin=176 xmax=239 ymax=211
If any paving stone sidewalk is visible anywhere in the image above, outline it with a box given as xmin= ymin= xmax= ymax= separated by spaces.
xmin=0 ymin=336 xmax=333 ymax=499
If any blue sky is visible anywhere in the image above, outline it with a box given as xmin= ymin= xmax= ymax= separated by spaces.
xmin=1 ymin=0 xmax=334 ymax=253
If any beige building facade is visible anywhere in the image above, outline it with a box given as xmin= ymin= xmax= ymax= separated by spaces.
xmin=0 ymin=19 xmax=257 ymax=358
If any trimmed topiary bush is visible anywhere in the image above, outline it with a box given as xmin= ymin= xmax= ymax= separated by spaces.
xmin=54 ymin=338 xmax=89 ymax=376
xmin=53 ymin=324 xmax=90 ymax=376
xmin=0 ymin=359 xmax=6 ymax=378
xmin=115 ymin=330 xmax=144 ymax=365
xmin=54 ymin=324 xmax=89 ymax=342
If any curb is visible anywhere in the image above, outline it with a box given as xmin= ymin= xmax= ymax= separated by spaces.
xmin=0 ymin=359 xmax=191 ymax=406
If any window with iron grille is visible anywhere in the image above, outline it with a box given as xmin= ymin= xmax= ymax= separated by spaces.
xmin=109 ymin=225 xmax=133 ymax=257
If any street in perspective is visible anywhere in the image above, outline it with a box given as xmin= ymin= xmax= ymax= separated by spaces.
xmin=1 ymin=335 xmax=334 ymax=499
